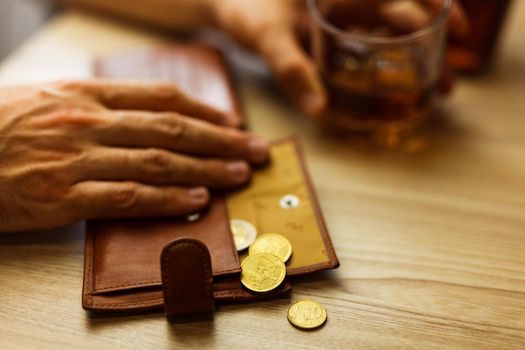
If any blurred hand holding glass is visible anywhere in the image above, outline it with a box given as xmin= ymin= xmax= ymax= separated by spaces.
xmin=308 ymin=0 xmax=452 ymax=145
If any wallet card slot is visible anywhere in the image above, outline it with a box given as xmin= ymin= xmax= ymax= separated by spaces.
xmin=84 ymin=282 xmax=292 ymax=312
xmin=88 ymin=197 xmax=240 ymax=294
xmin=89 ymin=272 xmax=242 ymax=296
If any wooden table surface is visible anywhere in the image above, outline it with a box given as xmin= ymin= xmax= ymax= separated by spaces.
xmin=1 ymin=6 xmax=524 ymax=350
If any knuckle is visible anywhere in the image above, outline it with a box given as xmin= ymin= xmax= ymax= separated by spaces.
xmin=200 ymin=160 xmax=228 ymax=183
xmin=51 ymin=80 xmax=85 ymax=93
xmin=20 ymin=167 xmax=70 ymax=203
xmin=33 ymin=184 xmax=65 ymax=203
xmin=63 ymin=110 xmax=104 ymax=126
xmin=215 ymin=129 xmax=251 ymax=155
xmin=29 ymin=111 xmax=107 ymax=130
xmin=227 ymin=130 xmax=250 ymax=148
xmin=178 ymin=159 xmax=212 ymax=184
xmin=158 ymin=114 xmax=187 ymax=140
xmin=154 ymin=84 xmax=177 ymax=99
xmin=141 ymin=149 xmax=173 ymax=180
xmin=109 ymin=182 xmax=140 ymax=209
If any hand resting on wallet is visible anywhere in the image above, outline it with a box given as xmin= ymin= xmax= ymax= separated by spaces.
xmin=0 ymin=80 xmax=269 ymax=232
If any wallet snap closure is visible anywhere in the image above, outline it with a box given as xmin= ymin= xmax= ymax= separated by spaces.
xmin=160 ymin=238 xmax=215 ymax=317
xmin=279 ymin=194 xmax=300 ymax=209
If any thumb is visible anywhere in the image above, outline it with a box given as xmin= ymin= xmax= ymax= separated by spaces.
xmin=257 ymin=28 xmax=327 ymax=117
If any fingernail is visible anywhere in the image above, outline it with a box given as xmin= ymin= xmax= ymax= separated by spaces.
xmin=248 ymin=136 xmax=269 ymax=163
xmin=227 ymin=161 xmax=250 ymax=182
xmin=188 ymin=187 xmax=209 ymax=203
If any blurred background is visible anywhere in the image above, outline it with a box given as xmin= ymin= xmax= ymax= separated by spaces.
xmin=0 ymin=0 xmax=55 ymax=58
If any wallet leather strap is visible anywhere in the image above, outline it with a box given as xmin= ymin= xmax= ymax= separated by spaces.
xmin=160 ymin=238 xmax=215 ymax=317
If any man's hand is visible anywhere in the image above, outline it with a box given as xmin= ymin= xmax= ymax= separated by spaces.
xmin=211 ymin=0 xmax=468 ymax=116
xmin=0 ymin=80 xmax=269 ymax=232
xmin=212 ymin=0 xmax=327 ymax=117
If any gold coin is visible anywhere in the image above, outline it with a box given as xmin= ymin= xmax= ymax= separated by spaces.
xmin=230 ymin=219 xmax=257 ymax=251
xmin=240 ymin=253 xmax=286 ymax=293
xmin=249 ymin=233 xmax=292 ymax=263
xmin=287 ymin=300 xmax=327 ymax=330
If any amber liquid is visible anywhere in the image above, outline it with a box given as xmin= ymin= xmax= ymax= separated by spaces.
xmin=448 ymin=0 xmax=512 ymax=72
xmin=325 ymin=73 xmax=435 ymax=133
xmin=316 ymin=2 xmax=440 ymax=136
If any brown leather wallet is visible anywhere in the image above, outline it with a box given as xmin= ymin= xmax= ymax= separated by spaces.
xmin=83 ymin=45 xmax=339 ymax=315
xmin=93 ymin=44 xmax=245 ymax=128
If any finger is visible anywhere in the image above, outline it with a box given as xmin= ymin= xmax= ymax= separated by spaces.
xmin=379 ymin=1 xmax=469 ymax=38
xmin=52 ymin=80 xmax=238 ymax=127
xmin=78 ymin=147 xmax=252 ymax=188
xmin=257 ymin=27 xmax=327 ymax=116
xmin=424 ymin=0 xmax=470 ymax=38
xmin=67 ymin=181 xmax=210 ymax=219
xmin=95 ymin=111 xmax=269 ymax=164
xmin=379 ymin=1 xmax=433 ymax=34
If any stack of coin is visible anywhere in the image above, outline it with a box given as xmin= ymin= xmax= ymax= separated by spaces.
xmin=239 ymin=231 xmax=293 ymax=293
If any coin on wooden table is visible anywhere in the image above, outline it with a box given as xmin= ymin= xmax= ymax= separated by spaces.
xmin=240 ymin=253 xmax=286 ymax=293
xmin=230 ymin=219 xmax=257 ymax=251
xmin=249 ymin=233 xmax=292 ymax=263
xmin=287 ymin=300 xmax=327 ymax=330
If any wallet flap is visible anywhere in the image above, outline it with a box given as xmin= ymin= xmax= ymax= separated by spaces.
xmin=161 ymin=238 xmax=215 ymax=316
xmin=93 ymin=44 xmax=244 ymax=127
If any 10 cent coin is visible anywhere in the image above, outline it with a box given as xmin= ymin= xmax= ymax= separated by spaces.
xmin=287 ymin=300 xmax=327 ymax=329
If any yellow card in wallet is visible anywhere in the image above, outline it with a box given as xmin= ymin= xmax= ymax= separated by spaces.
xmin=228 ymin=139 xmax=338 ymax=275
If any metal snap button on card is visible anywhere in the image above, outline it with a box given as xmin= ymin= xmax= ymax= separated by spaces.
xmin=279 ymin=194 xmax=300 ymax=209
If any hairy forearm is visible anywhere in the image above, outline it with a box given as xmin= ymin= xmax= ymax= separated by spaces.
xmin=52 ymin=0 xmax=217 ymax=31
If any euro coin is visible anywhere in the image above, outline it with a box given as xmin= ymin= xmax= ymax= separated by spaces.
xmin=240 ymin=253 xmax=286 ymax=293
xmin=287 ymin=300 xmax=327 ymax=329
xmin=230 ymin=219 xmax=257 ymax=251
xmin=249 ymin=233 xmax=292 ymax=263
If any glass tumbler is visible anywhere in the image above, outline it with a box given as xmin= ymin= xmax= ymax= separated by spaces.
xmin=308 ymin=0 xmax=452 ymax=144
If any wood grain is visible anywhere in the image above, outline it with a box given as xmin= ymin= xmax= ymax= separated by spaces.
xmin=0 ymin=5 xmax=524 ymax=350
